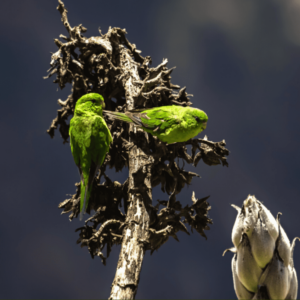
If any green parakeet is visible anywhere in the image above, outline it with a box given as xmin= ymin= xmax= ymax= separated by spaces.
xmin=103 ymin=105 xmax=208 ymax=144
xmin=69 ymin=93 xmax=112 ymax=220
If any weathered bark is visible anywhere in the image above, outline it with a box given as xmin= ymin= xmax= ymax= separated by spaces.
xmin=109 ymin=46 xmax=153 ymax=300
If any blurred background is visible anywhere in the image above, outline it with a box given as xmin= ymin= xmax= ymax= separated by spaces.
xmin=1 ymin=0 xmax=300 ymax=298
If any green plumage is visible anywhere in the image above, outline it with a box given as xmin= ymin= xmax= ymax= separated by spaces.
xmin=69 ymin=93 xmax=112 ymax=220
xmin=103 ymin=105 xmax=208 ymax=143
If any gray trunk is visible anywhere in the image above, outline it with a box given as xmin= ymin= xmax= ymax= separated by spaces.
xmin=109 ymin=46 xmax=153 ymax=300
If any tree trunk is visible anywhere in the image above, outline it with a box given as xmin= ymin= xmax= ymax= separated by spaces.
xmin=109 ymin=46 xmax=153 ymax=300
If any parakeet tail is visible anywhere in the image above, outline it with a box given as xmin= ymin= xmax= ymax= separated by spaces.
xmin=79 ymin=185 xmax=88 ymax=221
xmin=79 ymin=165 xmax=101 ymax=221
xmin=103 ymin=110 xmax=134 ymax=124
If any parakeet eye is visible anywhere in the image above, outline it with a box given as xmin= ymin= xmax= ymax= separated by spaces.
xmin=91 ymin=99 xmax=96 ymax=104
xmin=194 ymin=116 xmax=200 ymax=122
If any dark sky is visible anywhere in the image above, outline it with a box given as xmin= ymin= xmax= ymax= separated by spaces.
xmin=1 ymin=0 xmax=300 ymax=299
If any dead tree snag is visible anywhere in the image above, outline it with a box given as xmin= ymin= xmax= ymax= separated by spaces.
xmin=45 ymin=1 xmax=230 ymax=299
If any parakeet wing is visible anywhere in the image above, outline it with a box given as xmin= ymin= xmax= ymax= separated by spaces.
xmin=69 ymin=117 xmax=86 ymax=170
xmin=127 ymin=106 xmax=181 ymax=134
xmin=90 ymin=116 xmax=112 ymax=167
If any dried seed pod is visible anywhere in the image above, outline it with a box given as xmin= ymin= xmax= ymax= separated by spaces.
xmin=224 ymin=195 xmax=299 ymax=299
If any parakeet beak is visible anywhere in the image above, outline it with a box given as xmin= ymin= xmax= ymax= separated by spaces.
xmin=102 ymin=101 xmax=106 ymax=109
xmin=203 ymin=122 xmax=207 ymax=130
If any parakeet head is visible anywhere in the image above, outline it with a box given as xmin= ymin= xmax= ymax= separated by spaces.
xmin=74 ymin=93 xmax=105 ymax=116
xmin=188 ymin=107 xmax=208 ymax=132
